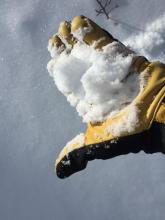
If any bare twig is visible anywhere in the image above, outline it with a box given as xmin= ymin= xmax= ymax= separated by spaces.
xmin=95 ymin=0 xmax=111 ymax=19
xmin=105 ymin=0 xmax=111 ymax=8
xmin=95 ymin=0 xmax=118 ymax=19
xmin=95 ymin=9 xmax=104 ymax=16
xmin=95 ymin=0 xmax=145 ymax=32
xmin=95 ymin=0 xmax=165 ymax=34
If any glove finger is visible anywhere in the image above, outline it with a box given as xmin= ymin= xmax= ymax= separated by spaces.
xmin=71 ymin=15 xmax=115 ymax=49
xmin=56 ymin=147 xmax=88 ymax=179
xmin=48 ymin=35 xmax=66 ymax=58
xmin=58 ymin=21 xmax=77 ymax=48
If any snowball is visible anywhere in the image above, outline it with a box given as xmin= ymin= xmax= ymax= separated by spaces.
xmin=47 ymin=41 xmax=140 ymax=123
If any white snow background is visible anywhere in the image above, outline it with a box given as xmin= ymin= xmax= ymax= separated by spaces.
xmin=0 ymin=0 xmax=165 ymax=220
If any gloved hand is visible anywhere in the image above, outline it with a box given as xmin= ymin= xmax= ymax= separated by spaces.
xmin=47 ymin=15 xmax=165 ymax=179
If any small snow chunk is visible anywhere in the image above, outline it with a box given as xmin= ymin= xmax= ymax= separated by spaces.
xmin=62 ymin=159 xmax=71 ymax=166
xmin=72 ymin=20 xmax=93 ymax=42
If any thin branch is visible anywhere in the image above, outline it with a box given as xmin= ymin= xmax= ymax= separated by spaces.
xmin=95 ymin=0 xmax=165 ymax=34
xmin=95 ymin=0 xmax=145 ymax=32
xmin=96 ymin=0 xmax=110 ymax=19
xmin=95 ymin=9 xmax=104 ymax=13
xmin=104 ymin=0 xmax=111 ymax=8
xmin=95 ymin=9 xmax=103 ymax=16
xmin=107 ymin=0 xmax=112 ymax=5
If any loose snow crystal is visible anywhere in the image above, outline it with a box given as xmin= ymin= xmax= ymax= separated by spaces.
xmin=47 ymin=40 xmax=140 ymax=123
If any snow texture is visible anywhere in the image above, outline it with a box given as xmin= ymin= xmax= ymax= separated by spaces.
xmin=124 ymin=13 xmax=165 ymax=62
xmin=47 ymin=40 xmax=139 ymax=123
xmin=72 ymin=19 xmax=93 ymax=42
xmin=107 ymin=103 xmax=140 ymax=136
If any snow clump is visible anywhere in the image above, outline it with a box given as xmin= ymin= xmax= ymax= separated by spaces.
xmin=47 ymin=40 xmax=140 ymax=123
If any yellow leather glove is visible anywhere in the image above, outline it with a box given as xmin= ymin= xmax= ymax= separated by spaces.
xmin=48 ymin=16 xmax=165 ymax=179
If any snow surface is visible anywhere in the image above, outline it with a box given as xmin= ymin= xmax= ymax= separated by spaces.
xmin=1 ymin=0 xmax=165 ymax=220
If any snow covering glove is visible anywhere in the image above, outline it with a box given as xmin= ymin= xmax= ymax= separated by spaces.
xmin=47 ymin=16 xmax=165 ymax=179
